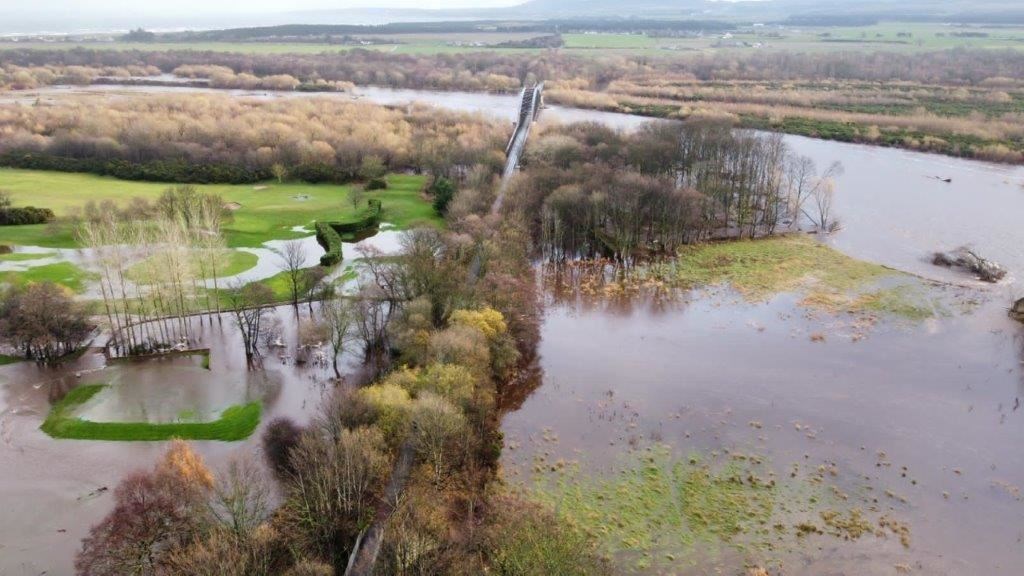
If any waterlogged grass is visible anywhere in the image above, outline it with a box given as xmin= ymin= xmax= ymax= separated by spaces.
xmin=1 ymin=261 xmax=95 ymax=293
xmin=0 ymin=251 xmax=57 ymax=262
xmin=0 ymin=169 xmax=436 ymax=248
xmin=531 ymin=448 xmax=788 ymax=572
xmin=855 ymin=285 xmax=938 ymax=321
xmin=641 ymin=235 xmax=936 ymax=320
xmin=126 ymin=249 xmax=258 ymax=283
xmin=41 ymin=384 xmax=260 ymax=441
xmin=526 ymin=446 xmax=909 ymax=573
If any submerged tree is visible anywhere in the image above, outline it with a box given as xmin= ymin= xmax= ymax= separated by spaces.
xmin=228 ymin=282 xmax=274 ymax=366
xmin=278 ymin=239 xmax=307 ymax=311
xmin=320 ymin=294 xmax=355 ymax=379
xmin=0 ymin=283 xmax=93 ymax=364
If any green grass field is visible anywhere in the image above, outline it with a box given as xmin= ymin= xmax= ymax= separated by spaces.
xmin=0 ymin=169 xmax=437 ymax=248
xmin=40 ymin=383 xmax=261 ymax=441
xmin=0 ymin=354 xmax=24 ymax=365
xmin=3 ymin=22 xmax=1023 ymax=58
xmin=2 ymin=261 xmax=95 ymax=293
xmin=126 ymin=249 xmax=257 ymax=283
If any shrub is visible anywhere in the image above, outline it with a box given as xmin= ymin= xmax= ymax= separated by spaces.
xmin=262 ymin=417 xmax=303 ymax=481
xmin=431 ymin=177 xmax=456 ymax=215
xmin=365 ymin=177 xmax=388 ymax=190
xmin=358 ymin=383 xmax=412 ymax=449
xmin=0 ymin=205 xmax=54 ymax=226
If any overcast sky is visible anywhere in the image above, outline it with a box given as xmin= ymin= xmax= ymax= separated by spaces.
xmin=6 ymin=0 xmax=524 ymax=17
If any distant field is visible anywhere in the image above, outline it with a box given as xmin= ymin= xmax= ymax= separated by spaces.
xmin=0 ymin=169 xmax=437 ymax=248
xmin=562 ymin=33 xmax=657 ymax=49
xmin=6 ymin=23 xmax=1021 ymax=56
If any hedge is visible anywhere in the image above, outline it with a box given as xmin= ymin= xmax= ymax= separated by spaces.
xmin=0 ymin=206 xmax=55 ymax=226
xmin=314 ymin=198 xmax=383 ymax=266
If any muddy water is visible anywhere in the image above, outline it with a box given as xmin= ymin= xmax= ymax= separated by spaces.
xmin=4 ymin=84 xmax=1024 ymax=573
xmin=502 ymin=287 xmax=1024 ymax=574
xmin=0 ymin=306 xmax=358 ymax=575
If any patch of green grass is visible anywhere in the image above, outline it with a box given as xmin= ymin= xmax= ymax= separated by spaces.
xmin=0 ymin=169 xmax=437 ymax=249
xmin=633 ymin=235 xmax=933 ymax=320
xmin=667 ymin=235 xmax=889 ymax=298
xmin=126 ymin=249 xmax=257 ymax=283
xmin=0 ymin=251 xmax=57 ymax=262
xmin=2 ymin=261 xmax=95 ymax=293
xmin=0 ymin=354 xmax=24 ymax=365
xmin=856 ymin=286 xmax=939 ymax=321
xmin=531 ymin=447 xmax=780 ymax=572
xmin=40 ymin=383 xmax=260 ymax=441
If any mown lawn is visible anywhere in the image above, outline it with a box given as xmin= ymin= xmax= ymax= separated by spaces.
xmin=0 ymin=169 xmax=438 ymax=248
xmin=0 ymin=354 xmax=24 ymax=366
xmin=40 ymin=383 xmax=261 ymax=441
xmin=1 ymin=261 xmax=95 ymax=293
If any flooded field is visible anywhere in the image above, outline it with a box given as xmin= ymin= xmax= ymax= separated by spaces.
xmin=502 ymin=280 xmax=1023 ymax=574
xmin=1 ymin=83 xmax=1023 ymax=574
xmin=0 ymin=306 xmax=353 ymax=575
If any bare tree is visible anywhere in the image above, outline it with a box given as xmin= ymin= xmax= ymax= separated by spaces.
xmin=409 ymin=393 xmax=467 ymax=484
xmin=300 ymin=266 xmax=328 ymax=318
xmin=810 ymin=178 xmax=839 ymax=233
xmin=278 ymin=240 xmax=307 ymax=311
xmin=208 ymin=457 xmax=269 ymax=540
xmin=227 ymin=282 xmax=273 ymax=366
xmin=321 ymin=295 xmax=355 ymax=379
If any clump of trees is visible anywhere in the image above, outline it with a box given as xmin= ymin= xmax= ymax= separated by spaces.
xmin=79 ymin=185 xmax=230 ymax=356
xmin=0 ymin=93 xmax=509 ymax=184
xmin=507 ymin=118 xmax=839 ymax=262
xmin=0 ymin=282 xmax=93 ymax=364
xmin=76 ymin=441 xmax=278 ymax=576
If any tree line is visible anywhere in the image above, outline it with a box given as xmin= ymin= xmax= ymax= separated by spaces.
xmin=505 ymin=118 xmax=839 ymax=261
xmin=4 ymin=46 xmax=1024 ymax=94
xmin=0 ymin=93 xmax=509 ymax=184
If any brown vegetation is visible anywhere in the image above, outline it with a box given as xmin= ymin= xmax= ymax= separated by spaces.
xmin=0 ymin=282 xmax=93 ymax=363
xmin=0 ymin=93 xmax=509 ymax=183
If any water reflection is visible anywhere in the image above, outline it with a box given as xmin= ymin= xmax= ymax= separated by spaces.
xmin=503 ymin=279 xmax=1024 ymax=574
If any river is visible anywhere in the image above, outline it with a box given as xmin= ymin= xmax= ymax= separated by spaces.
xmin=1 ymin=83 xmax=1023 ymax=574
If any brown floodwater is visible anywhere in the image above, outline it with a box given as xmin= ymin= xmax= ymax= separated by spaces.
xmin=3 ymin=83 xmax=1024 ymax=574
xmin=0 ymin=305 xmax=357 ymax=575
xmin=501 ymin=283 xmax=1024 ymax=575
